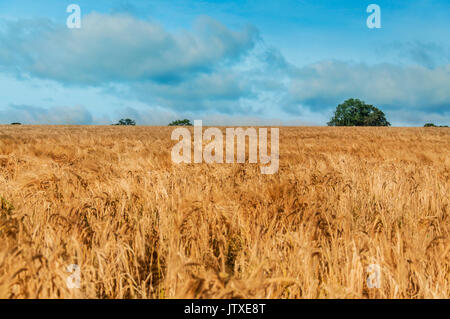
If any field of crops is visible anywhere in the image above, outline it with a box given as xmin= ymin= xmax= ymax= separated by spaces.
xmin=0 ymin=125 xmax=448 ymax=298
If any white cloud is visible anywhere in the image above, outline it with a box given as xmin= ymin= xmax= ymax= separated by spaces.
xmin=0 ymin=13 xmax=258 ymax=85
xmin=0 ymin=13 xmax=449 ymax=126
xmin=288 ymin=61 xmax=450 ymax=113
xmin=0 ymin=105 xmax=93 ymax=125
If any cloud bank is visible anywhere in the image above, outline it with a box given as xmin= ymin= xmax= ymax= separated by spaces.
xmin=0 ymin=104 xmax=93 ymax=125
xmin=289 ymin=61 xmax=450 ymax=112
xmin=0 ymin=13 xmax=448 ymax=125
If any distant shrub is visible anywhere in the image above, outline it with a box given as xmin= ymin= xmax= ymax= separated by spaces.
xmin=168 ymin=119 xmax=192 ymax=126
xmin=11 ymin=122 xmax=21 ymax=125
xmin=424 ymin=123 xmax=448 ymax=127
xmin=113 ymin=118 xmax=136 ymax=126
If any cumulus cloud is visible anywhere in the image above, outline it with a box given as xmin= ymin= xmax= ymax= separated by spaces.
xmin=0 ymin=104 xmax=94 ymax=125
xmin=0 ymin=13 xmax=449 ymax=126
xmin=100 ymin=38 xmax=293 ymax=115
xmin=131 ymin=71 xmax=254 ymax=112
xmin=0 ymin=13 xmax=279 ymax=116
xmin=0 ymin=13 xmax=258 ymax=85
xmin=378 ymin=41 xmax=450 ymax=69
xmin=288 ymin=61 xmax=450 ymax=114
xmin=386 ymin=109 xmax=450 ymax=127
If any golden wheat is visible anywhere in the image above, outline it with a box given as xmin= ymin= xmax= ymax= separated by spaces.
xmin=0 ymin=125 xmax=448 ymax=298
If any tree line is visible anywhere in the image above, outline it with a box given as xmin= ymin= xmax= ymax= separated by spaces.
xmin=8 ymin=99 xmax=447 ymax=127
xmin=113 ymin=99 xmax=445 ymax=127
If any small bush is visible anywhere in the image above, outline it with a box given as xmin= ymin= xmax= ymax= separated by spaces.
xmin=168 ymin=119 xmax=192 ymax=126
xmin=113 ymin=119 xmax=136 ymax=126
xmin=424 ymin=123 xmax=448 ymax=127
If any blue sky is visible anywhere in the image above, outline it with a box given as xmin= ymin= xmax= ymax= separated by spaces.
xmin=0 ymin=0 xmax=449 ymax=126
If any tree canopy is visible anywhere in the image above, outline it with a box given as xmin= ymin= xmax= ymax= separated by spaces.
xmin=168 ymin=119 xmax=193 ymax=126
xmin=424 ymin=123 xmax=448 ymax=127
xmin=327 ymin=98 xmax=390 ymax=127
xmin=114 ymin=118 xmax=136 ymax=126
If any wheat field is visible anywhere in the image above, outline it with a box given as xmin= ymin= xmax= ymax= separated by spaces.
xmin=0 ymin=125 xmax=448 ymax=299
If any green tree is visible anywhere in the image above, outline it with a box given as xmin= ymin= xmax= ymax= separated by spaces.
xmin=168 ymin=119 xmax=192 ymax=126
xmin=327 ymin=98 xmax=391 ymax=126
xmin=114 ymin=118 xmax=136 ymax=126
xmin=424 ymin=123 xmax=448 ymax=127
